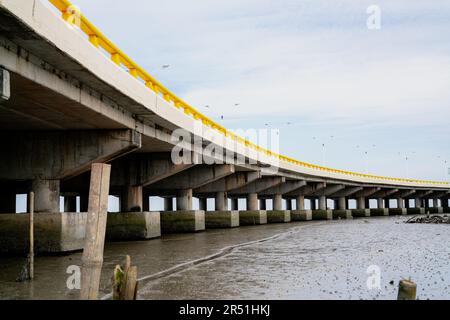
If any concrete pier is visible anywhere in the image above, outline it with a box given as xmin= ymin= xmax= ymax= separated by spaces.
xmin=351 ymin=209 xmax=370 ymax=217
xmin=388 ymin=208 xmax=407 ymax=215
xmin=177 ymin=189 xmax=193 ymax=211
xmin=370 ymin=208 xmax=389 ymax=216
xmin=205 ymin=211 xmax=239 ymax=228
xmin=160 ymin=210 xmax=205 ymax=233
xmin=239 ymin=210 xmax=267 ymax=225
xmin=106 ymin=212 xmax=161 ymax=240
xmin=273 ymin=194 xmax=283 ymax=211
xmin=266 ymin=210 xmax=291 ymax=223
xmin=333 ymin=210 xmax=353 ymax=219
xmin=406 ymin=208 xmax=425 ymax=215
xmin=32 ymin=178 xmax=60 ymax=213
xmin=296 ymin=195 xmax=305 ymax=210
xmin=215 ymin=192 xmax=228 ymax=211
xmin=312 ymin=210 xmax=332 ymax=220
xmin=291 ymin=210 xmax=312 ymax=221
xmin=247 ymin=193 xmax=258 ymax=211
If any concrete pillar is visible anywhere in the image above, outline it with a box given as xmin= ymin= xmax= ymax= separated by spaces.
xmin=377 ymin=198 xmax=384 ymax=209
xmin=177 ymin=189 xmax=193 ymax=211
xmin=296 ymin=195 xmax=305 ymax=210
xmin=199 ymin=197 xmax=207 ymax=211
xmin=285 ymin=199 xmax=292 ymax=210
xmin=121 ymin=185 xmax=143 ymax=212
xmin=64 ymin=196 xmax=77 ymax=212
xmin=273 ymin=194 xmax=282 ymax=211
xmin=442 ymin=199 xmax=449 ymax=208
xmin=259 ymin=198 xmax=266 ymax=210
xmin=247 ymin=193 xmax=258 ymax=211
xmin=338 ymin=197 xmax=346 ymax=210
xmin=397 ymin=198 xmax=405 ymax=209
xmin=433 ymin=198 xmax=439 ymax=208
xmin=231 ymin=198 xmax=239 ymax=210
xmin=32 ymin=178 xmax=60 ymax=213
xmin=319 ymin=196 xmax=326 ymax=210
xmin=414 ymin=197 xmax=421 ymax=208
xmin=365 ymin=198 xmax=370 ymax=209
xmin=357 ymin=197 xmax=365 ymax=210
xmin=164 ymin=197 xmax=173 ymax=211
xmin=215 ymin=192 xmax=228 ymax=211
xmin=310 ymin=198 xmax=316 ymax=210
xmin=385 ymin=199 xmax=390 ymax=209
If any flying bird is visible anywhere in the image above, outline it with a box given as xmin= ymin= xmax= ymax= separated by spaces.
xmin=162 ymin=64 xmax=170 ymax=69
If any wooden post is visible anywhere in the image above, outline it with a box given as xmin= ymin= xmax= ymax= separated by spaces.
xmin=112 ymin=255 xmax=138 ymax=300
xmin=397 ymin=279 xmax=417 ymax=300
xmin=80 ymin=163 xmax=111 ymax=300
xmin=28 ymin=191 xmax=34 ymax=280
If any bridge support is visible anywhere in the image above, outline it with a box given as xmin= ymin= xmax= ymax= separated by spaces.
xmin=206 ymin=211 xmax=239 ymax=228
xmin=247 ymin=193 xmax=258 ymax=211
xmin=215 ymin=192 xmax=228 ymax=211
xmin=319 ymin=196 xmax=327 ymax=210
xmin=161 ymin=210 xmax=205 ymax=233
xmin=239 ymin=210 xmax=267 ymax=225
xmin=273 ymin=194 xmax=283 ymax=211
xmin=164 ymin=197 xmax=173 ymax=211
xmin=177 ymin=189 xmax=193 ymax=211
xmin=121 ymin=185 xmax=143 ymax=212
xmin=259 ymin=198 xmax=266 ymax=210
xmin=296 ymin=195 xmax=305 ymax=210
xmin=32 ymin=178 xmax=60 ymax=213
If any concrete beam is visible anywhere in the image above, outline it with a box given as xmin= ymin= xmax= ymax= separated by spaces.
xmin=0 ymin=130 xmax=141 ymax=180
xmin=285 ymin=182 xmax=326 ymax=197
xmin=369 ymin=188 xmax=398 ymax=199
xmin=111 ymin=152 xmax=195 ymax=187
xmin=147 ymin=165 xmax=235 ymax=191
xmin=329 ymin=186 xmax=363 ymax=198
xmin=353 ymin=187 xmax=381 ymax=198
xmin=258 ymin=180 xmax=307 ymax=196
xmin=0 ymin=68 xmax=10 ymax=101
xmin=429 ymin=190 xmax=450 ymax=199
xmin=310 ymin=184 xmax=345 ymax=197
xmin=194 ymin=171 xmax=261 ymax=194
xmin=391 ymin=189 xmax=416 ymax=199
xmin=229 ymin=176 xmax=285 ymax=195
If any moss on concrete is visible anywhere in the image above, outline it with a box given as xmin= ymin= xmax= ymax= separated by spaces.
xmin=291 ymin=210 xmax=312 ymax=221
xmin=312 ymin=210 xmax=332 ymax=220
xmin=388 ymin=208 xmax=407 ymax=216
xmin=266 ymin=210 xmax=291 ymax=223
xmin=205 ymin=211 xmax=239 ymax=228
xmin=239 ymin=210 xmax=267 ymax=225
xmin=370 ymin=209 xmax=389 ymax=216
xmin=333 ymin=210 xmax=352 ymax=219
xmin=406 ymin=208 xmax=425 ymax=215
xmin=351 ymin=209 xmax=370 ymax=218
xmin=160 ymin=211 xmax=205 ymax=233
xmin=106 ymin=212 xmax=161 ymax=240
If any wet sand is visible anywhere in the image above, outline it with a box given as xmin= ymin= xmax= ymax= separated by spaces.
xmin=1 ymin=215 xmax=449 ymax=300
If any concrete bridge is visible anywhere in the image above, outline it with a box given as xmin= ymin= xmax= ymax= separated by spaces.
xmin=0 ymin=0 xmax=449 ymax=253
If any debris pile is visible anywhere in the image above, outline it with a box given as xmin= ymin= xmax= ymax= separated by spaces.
xmin=405 ymin=215 xmax=449 ymax=224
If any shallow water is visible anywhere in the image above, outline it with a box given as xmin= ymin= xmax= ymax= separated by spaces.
xmin=1 ymin=215 xmax=449 ymax=300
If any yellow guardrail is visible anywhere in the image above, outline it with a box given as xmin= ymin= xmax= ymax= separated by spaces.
xmin=48 ymin=0 xmax=449 ymax=187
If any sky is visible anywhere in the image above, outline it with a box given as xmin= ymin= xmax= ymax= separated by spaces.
xmin=43 ymin=0 xmax=450 ymax=182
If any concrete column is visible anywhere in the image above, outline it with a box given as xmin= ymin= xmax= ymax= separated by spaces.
xmin=319 ymin=196 xmax=326 ymax=210
xmin=215 ymin=192 xmax=228 ymax=211
xmin=310 ymin=198 xmax=316 ymax=210
xmin=121 ymin=185 xmax=143 ymax=212
xmin=285 ymin=199 xmax=292 ymax=210
xmin=377 ymin=198 xmax=384 ymax=209
xmin=64 ymin=196 xmax=77 ymax=212
xmin=177 ymin=189 xmax=193 ymax=211
xmin=338 ymin=197 xmax=347 ymax=210
xmin=273 ymin=194 xmax=282 ymax=211
xmin=164 ymin=197 xmax=173 ymax=211
xmin=433 ymin=198 xmax=439 ymax=208
xmin=296 ymin=195 xmax=305 ymax=210
xmin=199 ymin=197 xmax=207 ymax=211
xmin=415 ymin=197 xmax=421 ymax=208
xmin=259 ymin=198 xmax=266 ymax=210
xmin=32 ymin=178 xmax=60 ymax=213
xmin=397 ymin=198 xmax=405 ymax=209
xmin=442 ymin=198 xmax=449 ymax=208
xmin=357 ymin=197 xmax=365 ymax=210
xmin=231 ymin=198 xmax=239 ymax=210
xmin=385 ymin=199 xmax=390 ymax=209
xmin=247 ymin=193 xmax=258 ymax=211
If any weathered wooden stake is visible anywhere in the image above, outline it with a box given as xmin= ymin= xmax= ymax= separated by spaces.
xmin=28 ymin=191 xmax=34 ymax=280
xmin=397 ymin=279 xmax=417 ymax=300
xmin=112 ymin=255 xmax=138 ymax=300
xmin=80 ymin=163 xmax=111 ymax=300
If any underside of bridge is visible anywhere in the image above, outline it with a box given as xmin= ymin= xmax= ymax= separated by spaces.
xmin=0 ymin=1 xmax=449 ymax=254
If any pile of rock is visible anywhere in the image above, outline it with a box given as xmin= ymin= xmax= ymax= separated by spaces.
xmin=405 ymin=214 xmax=449 ymax=224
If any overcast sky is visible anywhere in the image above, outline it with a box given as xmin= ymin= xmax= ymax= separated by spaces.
xmin=46 ymin=0 xmax=450 ymax=181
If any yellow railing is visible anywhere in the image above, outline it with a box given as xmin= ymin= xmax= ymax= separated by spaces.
xmin=48 ymin=0 xmax=448 ymax=187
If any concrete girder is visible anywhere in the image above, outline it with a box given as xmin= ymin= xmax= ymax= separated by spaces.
xmin=329 ymin=186 xmax=363 ymax=198
xmin=371 ymin=188 xmax=399 ymax=198
xmin=429 ymin=190 xmax=450 ymax=199
xmin=229 ymin=176 xmax=285 ymax=195
xmin=414 ymin=190 xmax=433 ymax=198
xmin=258 ymin=180 xmax=307 ymax=197
xmin=0 ymin=129 xmax=141 ymax=181
xmin=194 ymin=171 xmax=261 ymax=194
xmin=285 ymin=182 xmax=326 ymax=197
xmin=111 ymin=152 xmax=195 ymax=187
xmin=310 ymin=184 xmax=345 ymax=197
xmin=353 ymin=187 xmax=381 ymax=198
xmin=391 ymin=189 xmax=416 ymax=199
xmin=147 ymin=165 xmax=235 ymax=191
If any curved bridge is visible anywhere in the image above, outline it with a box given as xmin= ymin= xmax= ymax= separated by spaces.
xmin=0 ymin=0 xmax=448 ymax=253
